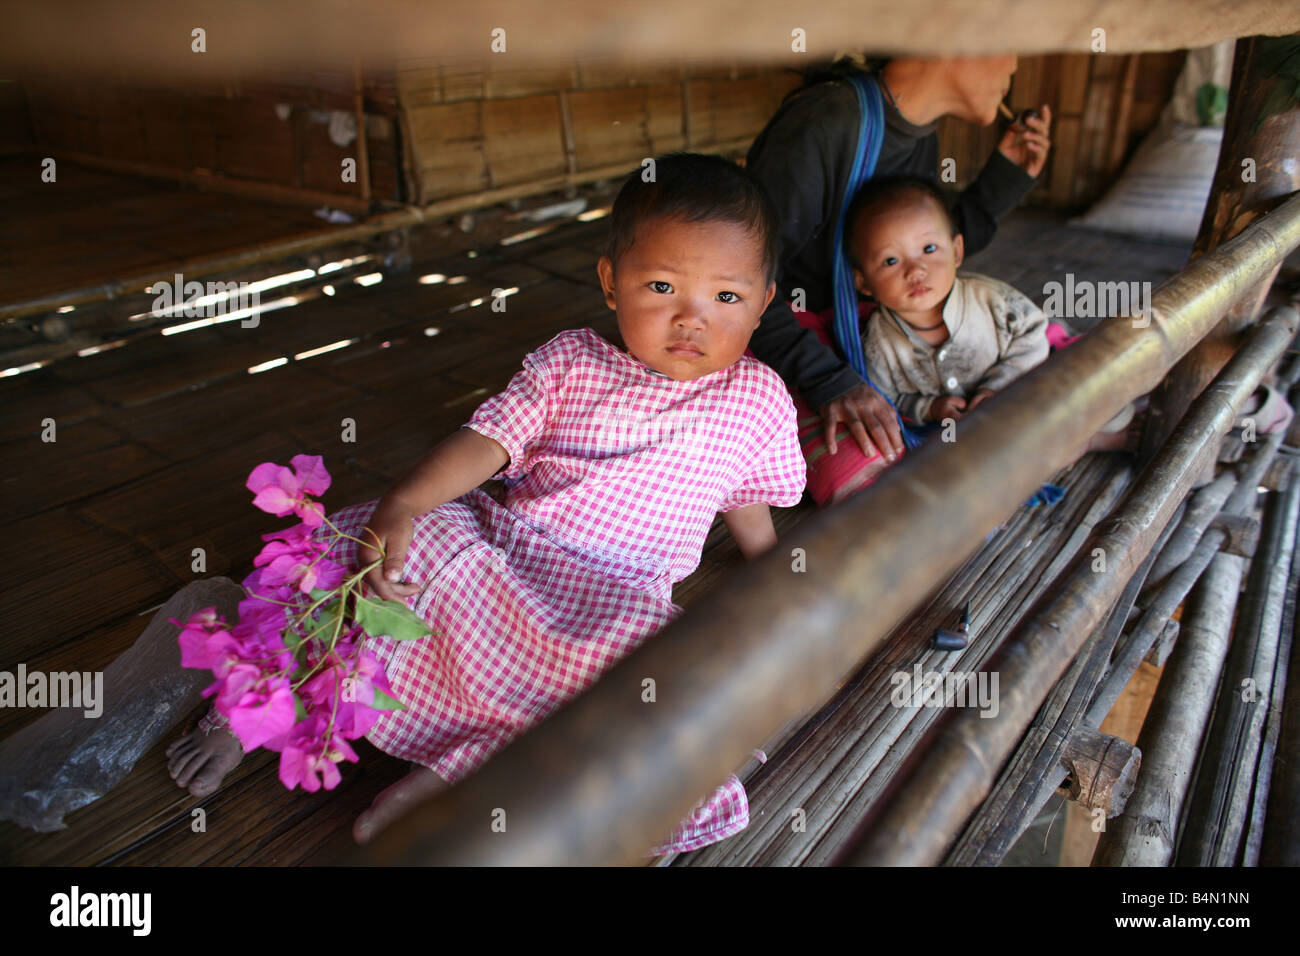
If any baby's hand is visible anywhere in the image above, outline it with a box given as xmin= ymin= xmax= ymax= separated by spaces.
xmin=359 ymin=496 xmax=423 ymax=604
xmin=930 ymin=395 xmax=967 ymax=422
xmin=965 ymin=389 xmax=996 ymax=413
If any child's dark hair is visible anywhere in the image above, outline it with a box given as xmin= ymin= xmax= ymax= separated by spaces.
xmin=604 ymin=152 xmax=780 ymax=288
xmin=843 ymin=175 xmax=958 ymax=263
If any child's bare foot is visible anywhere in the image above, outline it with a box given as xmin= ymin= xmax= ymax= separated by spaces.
xmin=166 ymin=723 xmax=243 ymax=797
xmin=353 ymin=765 xmax=447 ymax=844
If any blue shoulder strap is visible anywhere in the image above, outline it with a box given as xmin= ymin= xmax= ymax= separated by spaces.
xmin=832 ymin=72 xmax=925 ymax=450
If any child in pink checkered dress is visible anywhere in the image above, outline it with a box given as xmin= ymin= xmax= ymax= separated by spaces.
xmin=168 ymin=153 xmax=806 ymax=858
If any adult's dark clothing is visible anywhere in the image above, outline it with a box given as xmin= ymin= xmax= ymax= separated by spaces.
xmin=745 ymin=72 xmax=1038 ymax=409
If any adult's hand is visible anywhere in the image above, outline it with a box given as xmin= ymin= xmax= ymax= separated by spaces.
xmin=997 ymin=104 xmax=1052 ymax=179
xmin=820 ymin=383 xmax=904 ymax=461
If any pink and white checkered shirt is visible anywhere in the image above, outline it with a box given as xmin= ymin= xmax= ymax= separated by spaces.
xmin=322 ymin=329 xmax=805 ymax=857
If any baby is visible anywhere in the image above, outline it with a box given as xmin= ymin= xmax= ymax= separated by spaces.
xmin=846 ymin=175 xmax=1050 ymax=427
xmin=168 ymin=152 xmax=807 ymax=857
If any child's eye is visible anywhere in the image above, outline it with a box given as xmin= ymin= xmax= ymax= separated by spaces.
xmin=650 ymin=280 xmax=672 ymax=293
xmin=882 ymin=256 xmax=898 ymax=267
xmin=717 ymin=291 xmax=739 ymax=303
xmin=924 ymin=243 xmax=938 ymax=253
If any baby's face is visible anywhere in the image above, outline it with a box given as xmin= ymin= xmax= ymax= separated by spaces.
xmin=597 ymin=216 xmax=775 ymax=381
xmin=850 ymin=194 xmax=964 ymax=325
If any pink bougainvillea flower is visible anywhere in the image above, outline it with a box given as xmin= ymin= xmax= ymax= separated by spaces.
xmin=173 ymin=608 xmax=234 ymax=670
xmin=241 ymin=566 xmax=298 ymax=607
xmin=260 ymin=521 xmax=315 ymax=547
xmin=178 ymin=624 xmax=239 ymax=673
xmin=171 ymin=606 xmax=224 ymax=633
xmin=218 ymin=670 xmax=298 ymax=752
xmin=175 ymin=609 xmax=284 ymax=679
xmin=298 ymin=657 xmax=345 ymax=708
xmin=246 ymin=455 xmax=331 ymax=528
xmin=333 ymin=699 xmax=382 ymax=739
xmin=278 ymin=716 xmax=359 ymax=792
xmin=176 ymin=451 xmax=431 ymax=792
xmin=299 ymin=656 xmax=384 ymax=740
xmin=229 ymin=620 xmax=294 ymax=673
xmin=253 ymin=535 xmax=320 ymax=571
xmin=348 ymin=648 xmax=399 ymax=706
xmin=236 ymin=591 xmax=292 ymax=642
xmin=207 ymin=662 xmax=257 ymax=706
xmin=256 ymin=551 xmax=347 ymax=595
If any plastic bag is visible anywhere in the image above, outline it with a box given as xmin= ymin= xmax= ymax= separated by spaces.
xmin=0 ymin=577 xmax=243 ymax=832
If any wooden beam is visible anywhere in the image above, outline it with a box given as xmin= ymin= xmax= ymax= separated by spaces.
xmin=5 ymin=2 xmax=1300 ymax=75
xmin=1061 ymin=727 xmax=1140 ymax=816
xmin=41 ymin=148 xmax=374 ymax=215
xmin=1141 ymin=36 xmax=1300 ymax=460
xmin=1106 ymin=54 xmax=1140 ymax=175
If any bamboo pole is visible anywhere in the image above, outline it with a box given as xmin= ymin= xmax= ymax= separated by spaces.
xmin=40 ymin=148 xmax=376 ymax=215
xmin=1261 ymin=519 xmax=1300 ymax=865
xmin=682 ymin=458 xmax=1133 ymax=866
xmin=354 ymin=57 xmax=372 ymax=205
xmin=1092 ymin=550 xmax=1247 ymax=866
xmin=945 ymin=507 xmax=1180 ymax=866
xmin=1243 ymin=463 xmax=1298 ymax=865
xmin=1084 ymin=435 xmax=1279 ymax=727
xmin=1176 ymin=472 xmax=1300 ymax=865
xmin=1 ymin=138 xmax=757 ymax=322
xmin=350 ymin=201 xmax=1300 ymax=867
xmin=1144 ymin=470 xmax=1236 ymax=588
xmin=840 ymin=307 xmax=1298 ymax=867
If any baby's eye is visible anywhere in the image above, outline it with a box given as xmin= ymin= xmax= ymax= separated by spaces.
xmin=717 ymin=291 xmax=739 ymax=303
xmin=924 ymin=243 xmax=938 ymax=253
xmin=649 ymin=280 xmax=672 ymax=294
xmin=882 ymin=256 xmax=898 ymax=267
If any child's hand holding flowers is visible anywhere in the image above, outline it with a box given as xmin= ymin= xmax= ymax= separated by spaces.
xmin=171 ymin=454 xmax=435 ymax=792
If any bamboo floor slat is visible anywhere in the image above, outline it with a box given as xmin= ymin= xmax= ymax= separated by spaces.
xmin=0 ymin=157 xmax=338 ymax=308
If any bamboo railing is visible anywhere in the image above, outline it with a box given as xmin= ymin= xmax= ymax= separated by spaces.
xmin=348 ymin=192 xmax=1300 ymax=866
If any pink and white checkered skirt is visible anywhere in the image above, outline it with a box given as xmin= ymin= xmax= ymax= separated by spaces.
xmin=320 ymin=491 xmax=749 ymax=857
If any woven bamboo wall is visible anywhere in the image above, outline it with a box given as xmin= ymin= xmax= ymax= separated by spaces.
xmin=17 ymin=65 xmax=404 ymax=204
xmin=10 ymin=52 xmax=1188 ymax=215
xmin=397 ymin=52 xmax=1188 ymax=211
xmin=938 ymin=51 xmax=1187 ymax=210
xmin=394 ymin=58 xmax=805 ymax=204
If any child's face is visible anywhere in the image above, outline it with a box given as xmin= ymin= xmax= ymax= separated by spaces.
xmin=597 ymin=216 xmax=775 ymax=381
xmin=850 ymin=194 xmax=965 ymax=326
